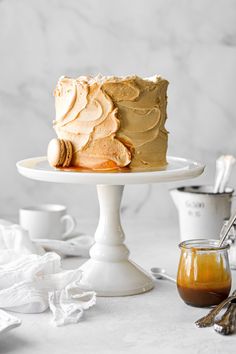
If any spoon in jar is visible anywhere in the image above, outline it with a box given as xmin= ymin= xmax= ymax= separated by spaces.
xmin=219 ymin=210 xmax=236 ymax=247
xmin=150 ymin=267 xmax=176 ymax=283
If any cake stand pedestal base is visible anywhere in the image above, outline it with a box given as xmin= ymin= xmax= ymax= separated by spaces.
xmin=78 ymin=185 xmax=154 ymax=296
xmin=17 ymin=155 xmax=204 ymax=297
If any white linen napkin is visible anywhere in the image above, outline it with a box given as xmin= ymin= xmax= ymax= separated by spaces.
xmin=0 ymin=223 xmax=45 ymax=264
xmin=33 ymin=235 xmax=94 ymax=257
xmin=49 ymin=279 xmax=96 ymax=326
xmin=0 ymin=309 xmax=21 ymax=334
xmin=0 ymin=220 xmax=96 ymax=327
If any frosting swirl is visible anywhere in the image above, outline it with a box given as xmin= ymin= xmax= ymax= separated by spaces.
xmin=53 ymin=74 xmax=168 ymax=170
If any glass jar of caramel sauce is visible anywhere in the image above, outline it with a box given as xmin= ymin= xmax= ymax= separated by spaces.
xmin=177 ymin=239 xmax=231 ymax=307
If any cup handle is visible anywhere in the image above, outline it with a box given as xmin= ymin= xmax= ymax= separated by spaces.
xmin=61 ymin=214 xmax=76 ymax=239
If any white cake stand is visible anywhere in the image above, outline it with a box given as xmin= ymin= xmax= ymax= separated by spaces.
xmin=17 ymin=156 xmax=204 ymax=296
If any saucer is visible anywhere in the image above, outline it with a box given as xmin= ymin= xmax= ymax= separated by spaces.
xmin=33 ymin=235 xmax=94 ymax=257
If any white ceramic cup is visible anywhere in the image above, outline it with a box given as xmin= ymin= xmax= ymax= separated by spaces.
xmin=170 ymin=185 xmax=234 ymax=241
xmin=19 ymin=204 xmax=76 ymax=240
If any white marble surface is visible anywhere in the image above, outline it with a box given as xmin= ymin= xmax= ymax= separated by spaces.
xmin=0 ymin=0 xmax=236 ymax=221
xmin=0 ymin=219 xmax=235 ymax=354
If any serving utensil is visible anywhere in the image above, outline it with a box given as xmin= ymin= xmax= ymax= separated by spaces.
xmin=195 ymin=292 xmax=236 ymax=328
xmin=150 ymin=267 xmax=176 ymax=283
xmin=214 ymin=297 xmax=236 ymax=335
xmin=214 ymin=155 xmax=235 ymax=194
xmin=219 ymin=210 xmax=236 ymax=247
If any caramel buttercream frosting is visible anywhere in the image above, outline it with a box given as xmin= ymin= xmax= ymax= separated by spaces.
xmin=52 ymin=74 xmax=169 ymax=171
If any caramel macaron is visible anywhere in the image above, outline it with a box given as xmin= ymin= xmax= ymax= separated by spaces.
xmin=47 ymin=138 xmax=73 ymax=168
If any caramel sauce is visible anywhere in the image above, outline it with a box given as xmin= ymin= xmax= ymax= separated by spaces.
xmin=177 ymin=249 xmax=231 ymax=307
xmin=59 ymin=164 xmax=130 ymax=173
xmin=57 ymin=163 xmax=167 ymax=173
xmin=177 ymin=285 xmax=231 ymax=307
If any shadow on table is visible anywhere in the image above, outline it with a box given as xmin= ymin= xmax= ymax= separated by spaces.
xmin=0 ymin=332 xmax=29 ymax=353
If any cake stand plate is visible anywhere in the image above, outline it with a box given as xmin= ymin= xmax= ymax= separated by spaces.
xmin=17 ymin=156 xmax=204 ymax=296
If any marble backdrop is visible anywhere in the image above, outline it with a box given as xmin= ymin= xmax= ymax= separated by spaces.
xmin=0 ymin=0 xmax=236 ymax=225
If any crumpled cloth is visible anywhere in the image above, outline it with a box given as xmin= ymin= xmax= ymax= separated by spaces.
xmin=33 ymin=235 xmax=94 ymax=258
xmin=0 ymin=309 xmax=21 ymax=334
xmin=0 ymin=220 xmax=96 ymax=327
xmin=49 ymin=278 xmax=96 ymax=326
xmin=0 ymin=219 xmax=94 ymax=259
xmin=0 ymin=222 xmax=45 ymax=264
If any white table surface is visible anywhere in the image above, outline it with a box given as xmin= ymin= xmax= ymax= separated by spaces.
xmin=1 ymin=219 xmax=236 ymax=354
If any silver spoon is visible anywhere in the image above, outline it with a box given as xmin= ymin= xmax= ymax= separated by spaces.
xmin=219 ymin=210 xmax=236 ymax=247
xmin=214 ymin=298 xmax=236 ymax=335
xmin=150 ymin=267 xmax=176 ymax=283
xmin=195 ymin=293 xmax=236 ymax=328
